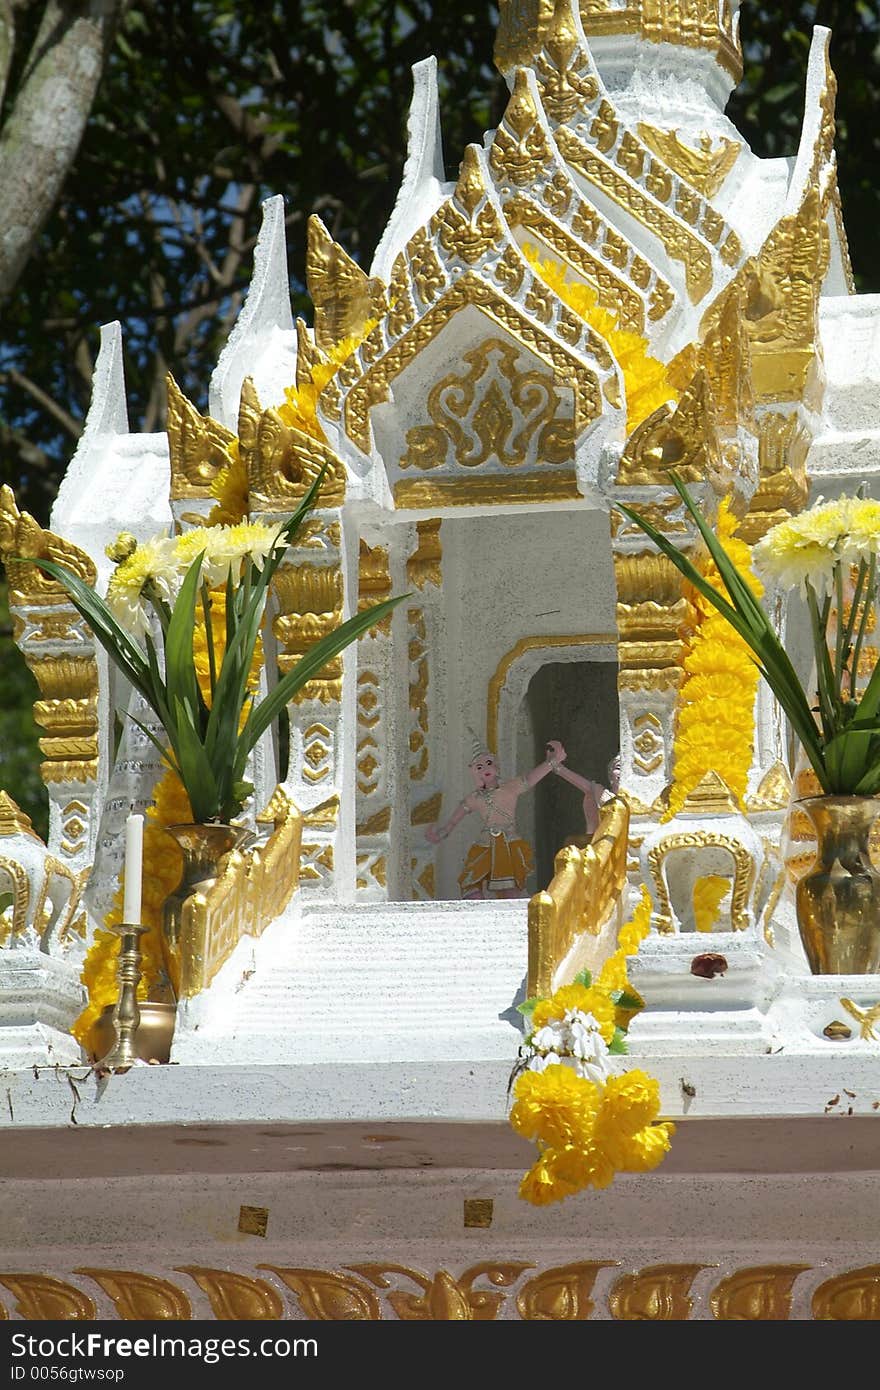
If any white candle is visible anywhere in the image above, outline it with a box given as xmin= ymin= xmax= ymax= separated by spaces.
xmin=122 ymin=812 xmax=144 ymax=924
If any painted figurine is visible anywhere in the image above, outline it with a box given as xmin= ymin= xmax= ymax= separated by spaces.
xmin=426 ymin=735 xmax=567 ymax=898
xmin=551 ymin=751 xmax=621 ymax=837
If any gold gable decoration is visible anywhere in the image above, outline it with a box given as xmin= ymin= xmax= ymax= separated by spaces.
xmin=165 ymin=374 xmax=237 ymax=502
xmin=616 ymin=369 xmax=721 ymax=486
xmin=306 ymin=215 xmax=388 ymax=355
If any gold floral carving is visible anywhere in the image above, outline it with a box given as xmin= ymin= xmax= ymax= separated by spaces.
xmin=516 ymin=1262 xmax=617 ymax=1320
xmin=608 ymin=1264 xmax=709 ymax=1320
xmin=0 ymin=487 xmax=95 ymax=597
xmin=306 ymin=215 xmax=387 ymax=353
xmin=698 ymin=286 xmax=754 ymax=432
xmin=0 ymin=1263 xmax=877 ymax=1320
xmin=812 ymin=1267 xmax=880 ymax=1320
xmin=259 ymin=1266 xmax=381 ymax=1321
xmin=238 ymin=377 xmax=346 ymax=509
xmin=554 ymin=127 xmax=713 ymax=303
xmin=407 ymin=519 xmax=442 ymax=590
xmin=358 ymin=540 xmax=392 ymax=635
xmin=0 ymin=1274 xmax=96 ymax=1321
xmin=632 ymin=712 xmax=664 ymax=774
xmin=534 ymin=3 xmax=599 ymax=124
xmin=528 ymin=797 xmax=629 ymax=997
xmin=344 ymin=271 xmax=601 ymax=456
xmin=637 ymin=127 xmax=742 ymax=198
xmin=347 ymin=1262 xmax=531 ymax=1320
xmin=165 ymin=374 xmax=236 ymax=500
xmin=402 ymin=338 xmax=574 ymax=474
xmin=408 ymin=609 xmax=430 ymax=782
xmin=647 ymin=832 xmax=755 ymax=933
xmin=75 ymin=1269 xmax=191 ymax=1321
xmin=176 ymin=1268 xmax=284 ymax=1321
xmin=710 ymin=1266 xmax=811 ymax=1321
xmin=489 ymin=71 xmax=553 ymax=189
xmin=616 ymin=371 xmax=720 ymax=486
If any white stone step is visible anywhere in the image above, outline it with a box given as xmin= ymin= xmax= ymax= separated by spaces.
xmin=173 ymin=898 xmax=531 ymax=1066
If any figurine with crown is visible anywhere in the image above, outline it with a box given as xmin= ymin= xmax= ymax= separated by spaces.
xmin=426 ymin=733 xmax=568 ymax=897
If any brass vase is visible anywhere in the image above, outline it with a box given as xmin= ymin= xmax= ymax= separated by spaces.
xmin=161 ymin=822 xmax=248 ymax=997
xmin=90 ymin=1000 xmax=177 ymax=1065
xmin=795 ymin=796 xmax=880 ymax=974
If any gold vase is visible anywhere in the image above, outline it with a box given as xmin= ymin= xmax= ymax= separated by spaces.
xmin=795 ymin=796 xmax=880 ymax=974
xmin=90 ymin=1000 xmax=177 ymax=1065
xmin=161 ymin=822 xmax=248 ymax=997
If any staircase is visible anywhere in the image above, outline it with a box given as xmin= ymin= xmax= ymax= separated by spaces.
xmin=172 ymin=897 xmax=530 ymax=1066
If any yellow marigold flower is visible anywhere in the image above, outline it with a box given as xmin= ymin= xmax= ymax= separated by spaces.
xmin=618 ymin=1122 xmax=676 ymax=1172
xmin=554 ymin=1140 xmax=617 ymax=1192
xmin=510 ymin=1064 xmax=598 ymax=1148
xmin=597 ymin=950 xmax=629 ymax=993
xmin=598 ymin=1069 xmax=662 ymax=1134
xmin=208 ymin=443 xmax=249 ymax=526
xmin=518 ymin=1151 xmax=581 ymax=1206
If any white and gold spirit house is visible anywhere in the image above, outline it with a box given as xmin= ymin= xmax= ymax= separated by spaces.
xmin=1 ymin=2 xmax=879 ymax=1322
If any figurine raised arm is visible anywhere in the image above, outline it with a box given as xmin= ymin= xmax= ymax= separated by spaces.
xmin=551 ymin=751 xmax=621 ymax=838
xmin=426 ymin=734 xmax=567 ymax=899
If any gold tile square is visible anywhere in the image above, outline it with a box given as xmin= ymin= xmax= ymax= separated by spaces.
xmin=238 ymin=1205 xmax=269 ymax=1237
xmin=464 ymin=1198 xmax=494 ymax=1229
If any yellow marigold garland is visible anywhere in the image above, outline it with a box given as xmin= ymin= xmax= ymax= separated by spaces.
xmin=512 ymin=887 xmax=673 ymax=1206
xmin=521 ymin=243 xmax=678 ymax=432
xmin=666 ymin=500 xmax=762 ymax=817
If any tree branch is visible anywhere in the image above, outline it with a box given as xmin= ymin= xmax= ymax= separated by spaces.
xmin=0 ymin=0 xmax=128 ymax=304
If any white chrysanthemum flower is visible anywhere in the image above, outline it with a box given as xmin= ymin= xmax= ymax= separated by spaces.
xmin=753 ymin=529 xmax=839 ymax=597
xmin=173 ymin=522 xmax=280 ymax=591
xmin=845 ymin=498 xmax=880 ymax=561
xmin=106 ymin=536 xmax=177 ymax=635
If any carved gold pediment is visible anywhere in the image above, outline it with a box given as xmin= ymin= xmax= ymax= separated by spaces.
xmin=701 ymin=187 xmax=830 ymax=407
xmin=341 ymin=270 xmax=603 ymax=464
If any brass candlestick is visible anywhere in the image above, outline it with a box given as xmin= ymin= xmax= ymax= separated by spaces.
xmin=97 ymin=922 xmax=149 ymax=1072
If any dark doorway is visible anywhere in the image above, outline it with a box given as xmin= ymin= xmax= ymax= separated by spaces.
xmin=516 ymin=660 xmax=620 ymax=889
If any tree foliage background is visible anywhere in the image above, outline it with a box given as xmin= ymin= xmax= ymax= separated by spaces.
xmin=2 ymin=0 xmax=880 ymax=835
